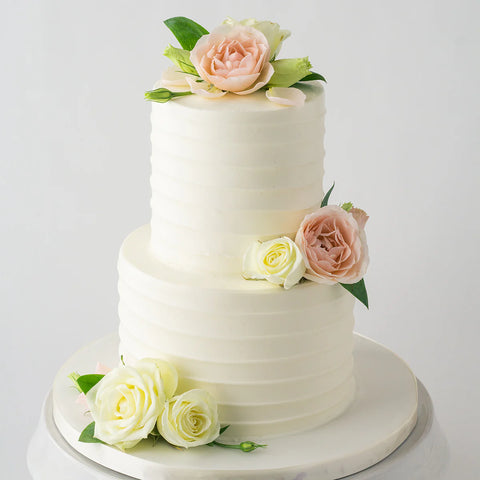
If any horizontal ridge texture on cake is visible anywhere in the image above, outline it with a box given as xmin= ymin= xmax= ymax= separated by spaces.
xmin=149 ymin=83 xmax=326 ymax=274
xmin=117 ymin=81 xmax=357 ymax=440
xmin=118 ymin=225 xmax=356 ymax=440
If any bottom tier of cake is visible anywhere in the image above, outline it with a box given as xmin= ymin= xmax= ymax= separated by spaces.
xmin=49 ymin=334 xmax=420 ymax=480
xmin=117 ymin=225 xmax=356 ymax=440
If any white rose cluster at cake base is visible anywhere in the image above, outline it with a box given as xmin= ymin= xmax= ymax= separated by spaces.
xmin=145 ymin=16 xmax=326 ymax=107
xmin=70 ymin=359 xmax=265 ymax=452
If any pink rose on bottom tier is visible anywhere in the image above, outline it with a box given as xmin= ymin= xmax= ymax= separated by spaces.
xmin=295 ymin=205 xmax=369 ymax=285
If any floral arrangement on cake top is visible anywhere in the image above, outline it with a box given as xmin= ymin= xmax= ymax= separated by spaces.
xmin=242 ymin=184 xmax=370 ymax=308
xmin=145 ymin=16 xmax=326 ymax=107
xmin=70 ymin=358 xmax=265 ymax=452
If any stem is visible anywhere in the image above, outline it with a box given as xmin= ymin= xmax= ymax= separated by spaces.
xmin=211 ymin=441 xmax=242 ymax=450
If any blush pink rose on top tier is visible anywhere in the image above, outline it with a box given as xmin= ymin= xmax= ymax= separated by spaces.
xmin=190 ymin=24 xmax=274 ymax=94
xmin=295 ymin=205 xmax=369 ymax=285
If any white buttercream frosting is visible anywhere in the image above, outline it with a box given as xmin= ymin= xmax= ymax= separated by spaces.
xmin=149 ymin=83 xmax=326 ymax=274
xmin=118 ymin=226 xmax=356 ymax=440
xmin=117 ymin=82 xmax=357 ymax=440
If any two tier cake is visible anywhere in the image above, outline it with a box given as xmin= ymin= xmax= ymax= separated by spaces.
xmin=50 ymin=19 xmax=418 ymax=478
xmin=118 ymin=82 xmax=357 ymax=440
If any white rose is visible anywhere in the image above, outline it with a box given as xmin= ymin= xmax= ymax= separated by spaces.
xmin=157 ymin=389 xmax=220 ymax=448
xmin=223 ymin=17 xmax=290 ymax=60
xmin=86 ymin=358 xmax=175 ymax=450
xmin=242 ymin=237 xmax=306 ymax=289
xmin=140 ymin=358 xmax=178 ymax=400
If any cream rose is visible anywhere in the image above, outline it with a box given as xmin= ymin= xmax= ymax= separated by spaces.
xmin=242 ymin=237 xmax=306 ymax=289
xmin=157 ymin=389 xmax=220 ymax=448
xmin=295 ymin=205 xmax=369 ymax=285
xmin=223 ymin=18 xmax=290 ymax=60
xmin=190 ymin=24 xmax=274 ymax=94
xmin=86 ymin=358 xmax=172 ymax=450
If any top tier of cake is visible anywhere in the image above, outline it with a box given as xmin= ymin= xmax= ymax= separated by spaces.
xmin=149 ymin=82 xmax=325 ymax=274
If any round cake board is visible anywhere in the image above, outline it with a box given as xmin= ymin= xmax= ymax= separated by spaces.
xmin=29 ymin=383 xmax=447 ymax=480
xmin=51 ymin=334 xmax=418 ymax=480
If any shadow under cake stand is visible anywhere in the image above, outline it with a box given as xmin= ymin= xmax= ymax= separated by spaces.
xmin=27 ymin=334 xmax=449 ymax=480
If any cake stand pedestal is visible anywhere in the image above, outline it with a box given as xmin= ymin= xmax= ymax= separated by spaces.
xmin=27 ymin=334 xmax=449 ymax=480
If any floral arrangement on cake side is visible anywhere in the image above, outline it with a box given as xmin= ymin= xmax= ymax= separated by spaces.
xmin=242 ymin=184 xmax=370 ymax=308
xmin=69 ymin=359 xmax=265 ymax=452
xmin=145 ymin=16 xmax=326 ymax=107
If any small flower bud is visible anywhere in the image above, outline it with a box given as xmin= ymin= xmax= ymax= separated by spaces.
xmin=240 ymin=441 xmax=266 ymax=452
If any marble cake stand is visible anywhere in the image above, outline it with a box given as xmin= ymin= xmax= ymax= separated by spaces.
xmin=27 ymin=334 xmax=448 ymax=480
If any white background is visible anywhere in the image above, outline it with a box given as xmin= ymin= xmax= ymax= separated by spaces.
xmin=1 ymin=1 xmax=479 ymax=478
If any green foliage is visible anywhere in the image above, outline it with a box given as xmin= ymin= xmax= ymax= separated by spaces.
xmin=299 ymin=71 xmax=327 ymax=82
xmin=340 ymin=279 xmax=369 ymax=308
xmin=164 ymin=45 xmax=198 ymax=75
xmin=77 ymin=374 xmax=105 ymax=394
xmin=321 ymin=183 xmax=335 ymax=207
xmin=164 ymin=16 xmax=209 ymax=51
xmin=144 ymin=88 xmax=193 ymax=103
xmin=211 ymin=439 xmax=267 ymax=452
xmin=68 ymin=372 xmax=82 ymax=393
xmin=268 ymin=57 xmax=312 ymax=88
xmin=78 ymin=422 xmax=105 ymax=444
xmin=219 ymin=425 xmax=230 ymax=435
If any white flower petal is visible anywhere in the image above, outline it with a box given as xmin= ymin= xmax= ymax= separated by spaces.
xmin=266 ymin=86 xmax=306 ymax=107
xmin=223 ymin=18 xmax=290 ymax=59
xmin=160 ymin=65 xmax=194 ymax=92
xmin=186 ymin=76 xmax=227 ymax=99
xmin=303 ymin=273 xmax=337 ymax=285
xmin=242 ymin=241 xmax=265 ymax=280
xmin=283 ymin=253 xmax=307 ymax=290
xmin=137 ymin=358 xmax=178 ymax=399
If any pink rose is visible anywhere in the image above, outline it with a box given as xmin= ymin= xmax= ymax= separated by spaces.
xmin=295 ymin=205 xmax=369 ymax=285
xmin=190 ymin=24 xmax=274 ymax=94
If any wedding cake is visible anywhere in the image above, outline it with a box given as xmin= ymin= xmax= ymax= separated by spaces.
xmin=116 ymin=17 xmax=368 ymax=441
xmin=118 ymin=84 xmax=357 ymax=440
xmin=45 ymin=18 xmax=420 ymax=479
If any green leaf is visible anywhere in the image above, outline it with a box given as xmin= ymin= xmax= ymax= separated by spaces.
xmin=144 ymin=88 xmax=193 ymax=103
xmin=300 ymin=71 xmax=327 ymax=83
xmin=164 ymin=17 xmax=209 ymax=51
xmin=340 ymin=278 xmax=369 ymax=308
xmin=68 ymin=372 xmax=82 ymax=393
xmin=341 ymin=202 xmax=353 ymax=212
xmin=321 ymin=182 xmax=335 ymax=207
xmin=267 ymin=57 xmax=312 ymax=88
xmin=77 ymin=374 xmax=105 ymax=394
xmin=78 ymin=422 xmax=105 ymax=444
xmin=163 ymin=45 xmax=198 ymax=76
xmin=219 ymin=425 xmax=230 ymax=435
xmin=149 ymin=426 xmax=162 ymax=447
